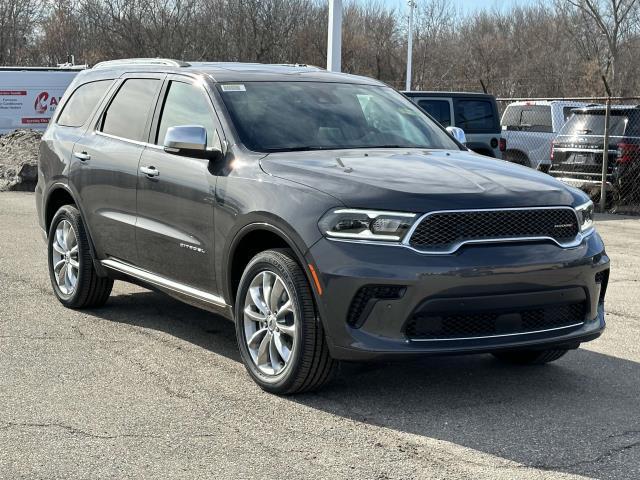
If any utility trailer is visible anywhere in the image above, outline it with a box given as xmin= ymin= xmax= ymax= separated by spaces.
xmin=0 ymin=66 xmax=85 ymax=134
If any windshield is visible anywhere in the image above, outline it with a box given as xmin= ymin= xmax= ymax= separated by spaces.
xmin=217 ymin=82 xmax=460 ymax=152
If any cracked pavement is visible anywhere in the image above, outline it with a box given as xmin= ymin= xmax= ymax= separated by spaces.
xmin=1 ymin=192 xmax=639 ymax=479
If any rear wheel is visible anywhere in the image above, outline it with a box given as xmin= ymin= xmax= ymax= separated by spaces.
xmin=235 ymin=249 xmax=337 ymax=394
xmin=504 ymin=150 xmax=531 ymax=168
xmin=492 ymin=348 xmax=569 ymax=365
xmin=47 ymin=205 xmax=113 ymax=308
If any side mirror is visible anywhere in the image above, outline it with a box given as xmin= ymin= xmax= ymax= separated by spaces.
xmin=446 ymin=126 xmax=467 ymax=145
xmin=164 ymin=125 xmax=218 ymax=158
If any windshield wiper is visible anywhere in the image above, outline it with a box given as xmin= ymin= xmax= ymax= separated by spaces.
xmin=264 ymin=146 xmax=334 ymax=152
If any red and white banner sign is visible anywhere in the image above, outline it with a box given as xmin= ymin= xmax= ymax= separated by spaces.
xmin=0 ymin=70 xmax=80 ymax=134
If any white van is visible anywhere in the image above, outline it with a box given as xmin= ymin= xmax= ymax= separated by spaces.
xmin=0 ymin=67 xmax=84 ymax=134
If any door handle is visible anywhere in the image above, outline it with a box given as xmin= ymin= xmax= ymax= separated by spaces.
xmin=140 ymin=166 xmax=160 ymax=177
xmin=74 ymin=152 xmax=91 ymax=161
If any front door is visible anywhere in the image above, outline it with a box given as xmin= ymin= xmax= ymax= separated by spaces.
xmin=71 ymin=75 xmax=163 ymax=264
xmin=135 ymin=77 xmax=222 ymax=292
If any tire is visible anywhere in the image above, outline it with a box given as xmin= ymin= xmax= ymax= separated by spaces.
xmin=47 ymin=205 xmax=113 ymax=309
xmin=492 ymin=348 xmax=569 ymax=365
xmin=504 ymin=150 xmax=531 ymax=168
xmin=235 ymin=249 xmax=337 ymax=394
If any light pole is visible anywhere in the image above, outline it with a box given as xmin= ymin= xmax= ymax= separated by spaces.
xmin=405 ymin=0 xmax=416 ymax=91
xmin=327 ymin=0 xmax=342 ymax=72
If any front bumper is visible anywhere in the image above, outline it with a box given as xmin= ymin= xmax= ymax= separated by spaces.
xmin=307 ymin=232 xmax=609 ymax=361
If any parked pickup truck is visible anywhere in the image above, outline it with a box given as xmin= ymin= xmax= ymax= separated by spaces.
xmin=403 ymin=91 xmax=502 ymax=158
xmin=500 ymin=101 xmax=593 ymax=171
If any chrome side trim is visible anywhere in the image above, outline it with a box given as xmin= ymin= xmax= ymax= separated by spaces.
xmin=408 ymin=322 xmax=585 ymax=342
xmin=101 ymin=258 xmax=227 ymax=307
xmin=95 ymin=131 xmax=164 ymax=150
xmin=401 ymin=206 xmax=588 ymax=255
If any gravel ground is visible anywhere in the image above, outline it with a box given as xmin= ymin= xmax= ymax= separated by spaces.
xmin=0 ymin=130 xmax=42 ymax=192
xmin=0 ymin=192 xmax=639 ymax=479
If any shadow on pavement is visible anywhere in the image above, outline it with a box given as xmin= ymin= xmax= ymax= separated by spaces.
xmin=91 ymin=290 xmax=639 ymax=479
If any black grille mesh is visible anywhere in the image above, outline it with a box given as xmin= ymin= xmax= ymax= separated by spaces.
xmin=405 ymin=302 xmax=586 ymax=340
xmin=347 ymin=285 xmax=406 ymax=327
xmin=595 ymin=269 xmax=610 ymax=304
xmin=409 ymin=208 xmax=579 ymax=251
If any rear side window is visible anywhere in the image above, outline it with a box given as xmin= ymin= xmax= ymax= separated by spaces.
xmin=563 ymin=107 xmax=577 ymax=122
xmin=417 ymin=100 xmax=451 ymax=127
xmin=101 ymin=79 xmax=159 ymax=142
xmin=453 ymin=99 xmax=499 ymax=133
xmin=502 ymin=105 xmax=552 ymax=132
xmin=57 ymin=80 xmax=112 ymax=127
xmin=156 ymin=81 xmax=220 ymax=148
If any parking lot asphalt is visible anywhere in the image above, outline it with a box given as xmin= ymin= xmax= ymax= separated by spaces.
xmin=0 ymin=191 xmax=639 ymax=479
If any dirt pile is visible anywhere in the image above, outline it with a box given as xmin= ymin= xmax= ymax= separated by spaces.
xmin=0 ymin=129 xmax=42 ymax=191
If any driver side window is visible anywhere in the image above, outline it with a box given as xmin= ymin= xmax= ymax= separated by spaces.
xmin=156 ymin=81 xmax=221 ymax=149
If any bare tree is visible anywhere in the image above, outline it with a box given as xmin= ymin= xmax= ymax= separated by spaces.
xmin=557 ymin=0 xmax=640 ymax=93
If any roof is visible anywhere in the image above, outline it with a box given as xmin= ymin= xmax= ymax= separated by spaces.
xmin=504 ymin=100 xmax=593 ymax=106
xmin=402 ymin=91 xmax=495 ymax=99
xmin=81 ymin=58 xmax=384 ymax=86
xmin=571 ymin=105 xmax=640 ymax=114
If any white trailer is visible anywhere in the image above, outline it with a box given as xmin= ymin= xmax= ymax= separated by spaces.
xmin=0 ymin=67 xmax=84 ymax=134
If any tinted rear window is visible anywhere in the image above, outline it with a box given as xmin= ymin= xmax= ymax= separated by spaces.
xmin=417 ymin=99 xmax=451 ymax=127
xmin=502 ymin=105 xmax=552 ymax=132
xmin=453 ymin=99 xmax=499 ymax=133
xmin=57 ymin=80 xmax=112 ymax=127
xmin=101 ymin=79 xmax=159 ymax=142
xmin=558 ymin=111 xmax=640 ymax=137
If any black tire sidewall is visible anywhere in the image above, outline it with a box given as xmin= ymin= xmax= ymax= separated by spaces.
xmin=47 ymin=205 xmax=88 ymax=307
xmin=235 ymin=251 xmax=311 ymax=392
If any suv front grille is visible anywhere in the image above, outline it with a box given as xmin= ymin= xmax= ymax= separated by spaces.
xmin=408 ymin=208 xmax=579 ymax=252
xmin=405 ymin=302 xmax=586 ymax=340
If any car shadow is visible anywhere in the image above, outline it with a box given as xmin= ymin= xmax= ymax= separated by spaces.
xmin=91 ymin=290 xmax=639 ymax=479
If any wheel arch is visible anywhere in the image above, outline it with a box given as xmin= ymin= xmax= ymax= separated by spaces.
xmin=503 ymin=148 xmax=531 ymax=166
xmin=44 ymin=184 xmax=77 ymax=233
xmin=225 ymin=221 xmax=319 ymax=310
xmin=44 ymin=183 xmax=107 ymax=276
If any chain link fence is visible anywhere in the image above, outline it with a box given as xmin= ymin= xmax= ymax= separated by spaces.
xmin=496 ymin=96 xmax=640 ymax=215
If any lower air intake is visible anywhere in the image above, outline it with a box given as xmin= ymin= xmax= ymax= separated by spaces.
xmin=405 ymin=302 xmax=586 ymax=340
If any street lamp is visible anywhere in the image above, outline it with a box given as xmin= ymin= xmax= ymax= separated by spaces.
xmin=405 ymin=0 xmax=416 ymax=91
xmin=327 ymin=0 xmax=342 ymax=72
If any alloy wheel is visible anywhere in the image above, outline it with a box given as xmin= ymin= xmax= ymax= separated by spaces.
xmin=51 ymin=219 xmax=79 ymax=296
xmin=243 ymin=271 xmax=297 ymax=376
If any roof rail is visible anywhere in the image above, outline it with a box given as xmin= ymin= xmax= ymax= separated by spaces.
xmin=273 ymin=63 xmax=323 ymax=70
xmin=92 ymin=58 xmax=190 ymax=69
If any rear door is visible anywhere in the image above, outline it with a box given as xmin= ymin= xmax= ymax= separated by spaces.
xmin=452 ymin=97 xmax=501 ymax=158
xmin=412 ymin=97 xmax=453 ymax=128
xmin=135 ymin=76 xmax=222 ymax=291
xmin=70 ymin=74 xmax=163 ymax=263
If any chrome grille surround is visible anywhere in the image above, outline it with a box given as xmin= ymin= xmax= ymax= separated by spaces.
xmin=404 ymin=206 xmax=587 ymax=254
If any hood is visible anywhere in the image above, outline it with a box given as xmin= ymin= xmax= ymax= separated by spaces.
xmin=260 ymin=149 xmax=578 ymax=212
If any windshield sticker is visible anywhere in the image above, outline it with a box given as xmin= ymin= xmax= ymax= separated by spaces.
xmin=221 ymin=84 xmax=246 ymax=92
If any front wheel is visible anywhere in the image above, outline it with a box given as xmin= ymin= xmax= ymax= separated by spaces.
xmin=235 ymin=249 xmax=337 ymax=394
xmin=492 ymin=348 xmax=569 ymax=365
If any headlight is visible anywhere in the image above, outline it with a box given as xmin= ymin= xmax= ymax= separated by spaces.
xmin=318 ymin=209 xmax=417 ymax=242
xmin=575 ymin=200 xmax=594 ymax=232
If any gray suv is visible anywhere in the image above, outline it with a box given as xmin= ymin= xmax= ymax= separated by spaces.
xmin=37 ymin=59 xmax=609 ymax=394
